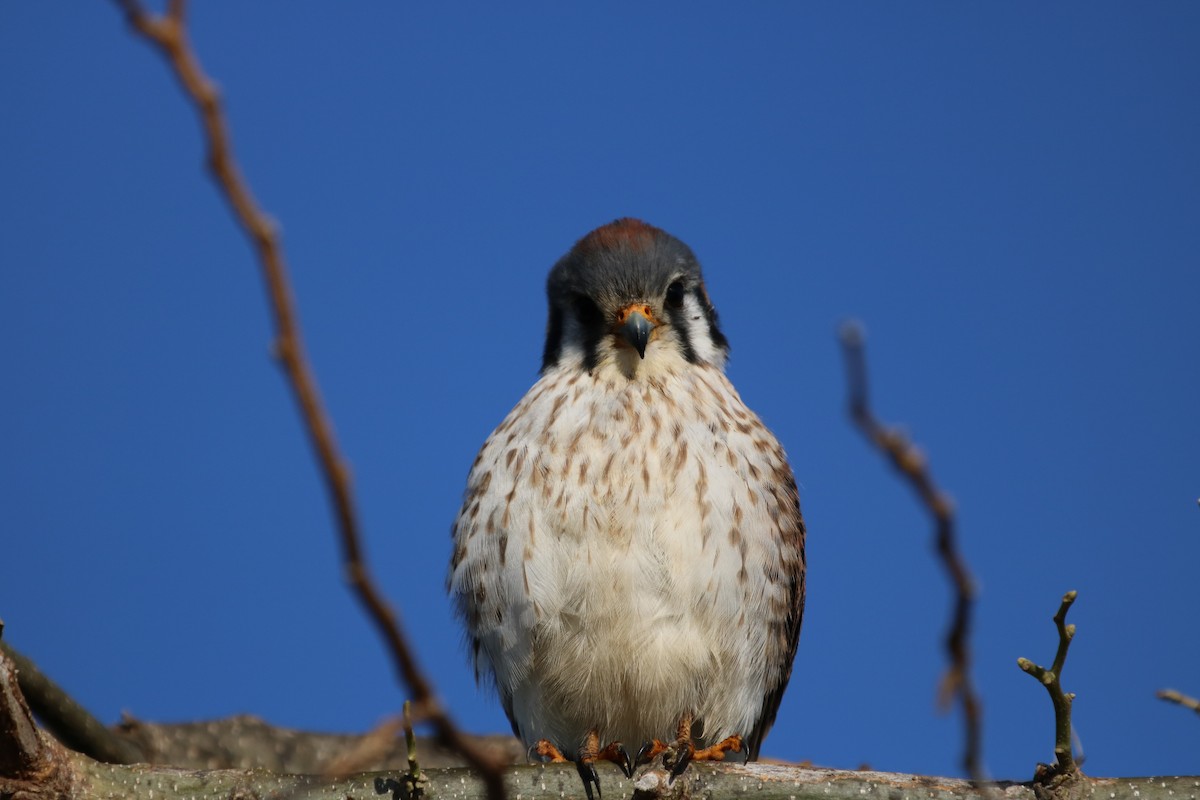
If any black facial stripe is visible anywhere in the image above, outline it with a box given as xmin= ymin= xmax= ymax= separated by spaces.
xmin=543 ymin=284 xmax=728 ymax=372
xmin=542 ymin=296 xmax=607 ymax=374
xmin=540 ymin=307 xmax=564 ymax=373
xmin=666 ymin=290 xmax=700 ymax=364
xmin=574 ymin=295 xmax=606 ymax=374
xmin=580 ymin=327 xmax=603 ymax=373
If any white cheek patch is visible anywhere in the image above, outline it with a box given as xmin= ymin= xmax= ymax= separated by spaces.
xmin=679 ymin=292 xmax=727 ymax=368
xmin=556 ymin=311 xmax=614 ymax=372
xmin=557 ymin=314 xmax=589 ymax=365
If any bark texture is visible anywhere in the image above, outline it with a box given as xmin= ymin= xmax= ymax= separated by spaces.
xmin=7 ymin=746 xmax=1200 ymax=800
xmin=3 ymin=648 xmax=1197 ymax=800
xmin=111 ymin=716 xmax=525 ymax=773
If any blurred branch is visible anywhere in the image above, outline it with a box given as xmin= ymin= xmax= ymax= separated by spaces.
xmin=323 ymin=717 xmax=406 ymax=778
xmin=0 ymin=642 xmax=141 ymax=765
xmin=0 ymin=641 xmax=51 ymax=782
xmin=113 ymin=714 xmax=523 ymax=773
xmin=5 ymin=634 xmax=523 ymax=773
xmin=110 ymin=4 xmax=508 ymax=799
xmin=1156 ymin=689 xmax=1200 ymax=716
xmin=837 ymin=321 xmax=984 ymax=780
xmin=1017 ymin=590 xmax=1080 ymax=784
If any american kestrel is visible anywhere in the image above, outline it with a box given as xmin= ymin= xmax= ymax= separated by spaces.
xmin=448 ymin=219 xmax=805 ymax=795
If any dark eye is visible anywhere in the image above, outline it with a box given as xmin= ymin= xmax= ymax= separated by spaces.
xmin=665 ymin=280 xmax=686 ymax=309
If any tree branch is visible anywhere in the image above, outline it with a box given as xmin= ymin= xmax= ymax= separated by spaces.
xmin=109 ymin=4 xmax=508 ymax=799
xmin=3 ymin=629 xmax=1197 ymax=800
xmin=0 ymin=643 xmax=48 ymax=780
xmin=113 ymin=715 xmax=524 ymax=774
xmin=14 ymin=742 xmax=1200 ymax=800
xmin=3 ymin=640 xmax=524 ymax=773
xmin=1155 ymin=689 xmax=1200 ymax=716
xmin=1017 ymin=590 xmax=1080 ymax=782
xmin=838 ymin=322 xmax=984 ymax=780
xmin=0 ymin=641 xmax=142 ymax=765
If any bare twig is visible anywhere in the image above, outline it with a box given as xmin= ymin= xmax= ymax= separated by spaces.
xmin=405 ymin=700 xmax=423 ymax=785
xmin=110 ymin=4 xmax=508 ymax=799
xmin=398 ymin=700 xmax=428 ymax=798
xmin=1017 ymin=590 xmax=1080 ymax=781
xmin=837 ymin=321 xmax=984 ymax=780
xmin=1156 ymin=689 xmax=1200 ymax=716
xmin=0 ymin=642 xmax=142 ymax=765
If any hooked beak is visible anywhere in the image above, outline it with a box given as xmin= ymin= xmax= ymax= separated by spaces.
xmin=615 ymin=304 xmax=657 ymax=359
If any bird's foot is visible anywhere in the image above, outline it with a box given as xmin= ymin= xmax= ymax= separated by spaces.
xmin=597 ymin=741 xmax=634 ymax=778
xmin=634 ymin=736 xmax=693 ymax=782
xmin=533 ymin=739 xmax=569 ymax=763
xmin=635 ymin=716 xmax=744 ymax=782
xmin=533 ymin=732 xmax=632 ymax=800
xmin=692 ymin=734 xmax=744 ymax=762
xmin=634 ymin=738 xmax=669 ymax=767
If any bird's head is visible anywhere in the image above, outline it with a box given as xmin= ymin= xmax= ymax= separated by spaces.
xmin=541 ymin=218 xmax=729 ymax=378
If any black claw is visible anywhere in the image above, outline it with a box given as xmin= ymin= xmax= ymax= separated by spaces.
xmin=614 ymin=744 xmax=634 ymax=778
xmin=634 ymin=741 xmax=656 ymax=767
xmin=576 ymin=760 xmax=601 ymax=800
xmin=668 ymin=744 xmax=693 ymax=784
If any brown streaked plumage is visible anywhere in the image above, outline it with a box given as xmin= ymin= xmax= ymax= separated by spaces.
xmin=448 ymin=219 xmax=805 ymax=797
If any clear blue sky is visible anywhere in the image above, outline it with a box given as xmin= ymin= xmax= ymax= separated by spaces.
xmin=2 ymin=3 xmax=1197 ymax=781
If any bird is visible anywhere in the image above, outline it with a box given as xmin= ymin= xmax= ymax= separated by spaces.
xmin=447 ymin=218 xmax=805 ymax=797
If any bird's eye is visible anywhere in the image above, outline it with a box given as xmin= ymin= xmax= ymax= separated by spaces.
xmin=665 ymin=280 xmax=686 ymax=309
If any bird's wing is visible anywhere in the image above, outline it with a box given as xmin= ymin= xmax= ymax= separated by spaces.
xmin=746 ymin=479 xmax=806 ymax=761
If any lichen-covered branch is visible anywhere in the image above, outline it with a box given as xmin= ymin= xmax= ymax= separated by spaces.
xmin=837 ymin=322 xmax=984 ymax=779
xmin=2 ymin=648 xmax=1198 ymax=800
xmin=107 ymin=4 xmax=508 ymax=799
xmin=12 ymin=742 xmax=1200 ymax=800
xmin=1017 ymin=590 xmax=1080 ymax=781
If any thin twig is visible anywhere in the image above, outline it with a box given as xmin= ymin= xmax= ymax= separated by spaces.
xmin=405 ymin=700 xmax=422 ymax=784
xmin=1156 ymin=689 xmax=1200 ymax=716
xmin=837 ymin=321 xmax=984 ymax=780
xmin=1017 ymin=590 xmax=1080 ymax=780
xmin=110 ymin=5 xmax=508 ymax=799
xmin=402 ymin=700 xmax=426 ymax=798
